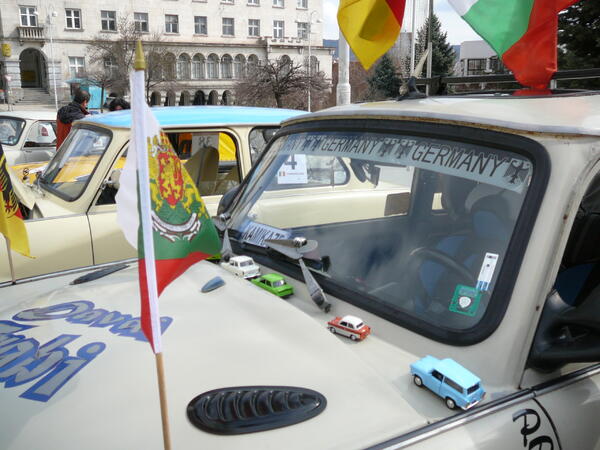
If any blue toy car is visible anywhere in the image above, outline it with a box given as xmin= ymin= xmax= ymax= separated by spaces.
xmin=410 ymin=356 xmax=485 ymax=410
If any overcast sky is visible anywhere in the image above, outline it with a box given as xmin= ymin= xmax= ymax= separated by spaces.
xmin=322 ymin=0 xmax=479 ymax=46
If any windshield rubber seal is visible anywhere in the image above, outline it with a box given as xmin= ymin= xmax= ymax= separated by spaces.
xmin=227 ymin=118 xmax=551 ymax=346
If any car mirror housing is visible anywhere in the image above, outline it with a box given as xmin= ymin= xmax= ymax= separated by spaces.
xmin=217 ymin=185 xmax=240 ymax=216
xmin=529 ymin=287 xmax=600 ymax=371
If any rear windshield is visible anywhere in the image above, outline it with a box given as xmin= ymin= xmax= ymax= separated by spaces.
xmin=467 ymin=383 xmax=480 ymax=394
xmin=0 ymin=117 xmax=25 ymax=146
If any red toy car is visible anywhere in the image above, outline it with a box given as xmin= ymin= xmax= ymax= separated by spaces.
xmin=327 ymin=315 xmax=371 ymax=341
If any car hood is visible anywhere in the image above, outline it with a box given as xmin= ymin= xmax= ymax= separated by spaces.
xmin=0 ymin=261 xmax=427 ymax=449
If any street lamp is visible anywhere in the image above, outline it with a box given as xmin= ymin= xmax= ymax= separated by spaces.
xmin=306 ymin=10 xmax=321 ymax=112
xmin=46 ymin=8 xmax=59 ymax=110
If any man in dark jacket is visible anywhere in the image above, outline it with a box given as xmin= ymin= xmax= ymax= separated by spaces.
xmin=56 ymin=90 xmax=90 ymax=148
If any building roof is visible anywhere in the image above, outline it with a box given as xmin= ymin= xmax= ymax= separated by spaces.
xmin=288 ymin=92 xmax=600 ymax=137
xmin=81 ymin=106 xmax=305 ymax=129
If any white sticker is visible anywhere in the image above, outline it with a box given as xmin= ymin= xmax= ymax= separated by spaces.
xmin=241 ymin=221 xmax=291 ymax=248
xmin=277 ymin=154 xmax=308 ymax=184
xmin=476 ymin=252 xmax=499 ymax=291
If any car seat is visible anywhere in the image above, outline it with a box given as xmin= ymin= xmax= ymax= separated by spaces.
xmin=409 ymin=184 xmax=516 ymax=320
xmin=185 ymin=146 xmax=219 ymax=196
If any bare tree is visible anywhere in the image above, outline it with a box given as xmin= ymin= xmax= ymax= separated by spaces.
xmin=235 ymin=57 xmax=329 ymax=110
xmin=87 ymin=17 xmax=176 ymax=102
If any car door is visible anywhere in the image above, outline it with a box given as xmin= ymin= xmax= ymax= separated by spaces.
xmin=0 ymin=214 xmax=93 ymax=283
xmin=426 ymin=369 xmax=444 ymax=394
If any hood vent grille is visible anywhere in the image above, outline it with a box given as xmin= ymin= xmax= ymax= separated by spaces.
xmin=187 ymin=386 xmax=327 ymax=434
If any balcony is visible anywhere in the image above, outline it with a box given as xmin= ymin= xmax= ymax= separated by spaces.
xmin=18 ymin=26 xmax=46 ymax=44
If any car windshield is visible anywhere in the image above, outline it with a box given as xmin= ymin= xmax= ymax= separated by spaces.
xmin=0 ymin=117 xmax=25 ymax=145
xmin=40 ymin=126 xmax=112 ymax=200
xmin=239 ymin=260 xmax=252 ymax=267
xmin=228 ymin=128 xmax=534 ymax=338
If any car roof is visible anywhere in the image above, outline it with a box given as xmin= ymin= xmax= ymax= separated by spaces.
xmin=435 ymin=358 xmax=480 ymax=387
xmin=0 ymin=110 xmax=56 ymax=121
xmin=261 ymin=273 xmax=284 ymax=282
xmin=81 ymin=106 xmax=305 ymax=129
xmin=341 ymin=315 xmax=364 ymax=326
xmin=231 ymin=255 xmax=253 ymax=263
xmin=285 ymin=92 xmax=600 ymax=137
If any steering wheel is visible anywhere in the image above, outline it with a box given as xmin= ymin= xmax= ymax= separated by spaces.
xmin=409 ymin=247 xmax=477 ymax=286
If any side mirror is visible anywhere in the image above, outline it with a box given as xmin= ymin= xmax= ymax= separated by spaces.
xmin=103 ymin=168 xmax=121 ymax=190
xmin=217 ymin=185 xmax=240 ymax=216
xmin=529 ymin=286 xmax=600 ymax=371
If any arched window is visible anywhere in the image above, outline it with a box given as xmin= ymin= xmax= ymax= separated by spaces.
xmin=207 ymin=54 xmax=219 ymax=79
xmin=192 ymin=54 xmax=205 ymax=80
xmin=280 ymin=55 xmax=292 ymax=75
xmin=310 ymin=55 xmax=319 ymax=75
xmin=234 ymin=54 xmax=246 ymax=79
xmin=176 ymin=53 xmax=191 ymax=80
xmin=221 ymin=54 xmax=233 ymax=79
xmin=247 ymin=54 xmax=259 ymax=70
xmin=163 ymin=53 xmax=176 ymax=80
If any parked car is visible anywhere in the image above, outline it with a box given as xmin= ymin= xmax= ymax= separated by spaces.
xmin=220 ymin=255 xmax=261 ymax=279
xmin=327 ymin=315 xmax=371 ymax=341
xmin=0 ymin=111 xmax=57 ymax=165
xmin=251 ymin=273 xmax=294 ymax=297
xmin=410 ymin=355 xmax=485 ymax=410
xmin=0 ymin=106 xmax=303 ymax=283
xmin=1 ymin=92 xmax=599 ymax=449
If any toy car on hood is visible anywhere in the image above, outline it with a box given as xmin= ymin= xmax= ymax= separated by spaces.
xmin=251 ymin=273 xmax=294 ymax=297
xmin=410 ymin=355 xmax=485 ymax=410
xmin=1 ymin=91 xmax=599 ymax=449
xmin=220 ymin=255 xmax=261 ymax=279
xmin=0 ymin=106 xmax=303 ymax=283
xmin=327 ymin=315 xmax=371 ymax=341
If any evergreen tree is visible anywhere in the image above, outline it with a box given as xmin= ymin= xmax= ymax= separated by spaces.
xmin=558 ymin=1 xmax=600 ymax=89
xmin=415 ymin=14 xmax=455 ymax=77
xmin=367 ymin=54 xmax=402 ymax=99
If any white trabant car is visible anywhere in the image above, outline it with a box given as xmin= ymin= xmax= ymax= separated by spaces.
xmin=219 ymin=255 xmax=261 ymax=279
xmin=1 ymin=106 xmax=302 ymax=283
xmin=0 ymin=111 xmax=57 ymax=165
xmin=1 ymin=92 xmax=599 ymax=449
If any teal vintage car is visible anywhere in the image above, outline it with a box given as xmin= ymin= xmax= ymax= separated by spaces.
xmin=251 ymin=273 xmax=294 ymax=297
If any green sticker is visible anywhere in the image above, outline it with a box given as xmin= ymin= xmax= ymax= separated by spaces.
xmin=449 ymin=284 xmax=482 ymax=317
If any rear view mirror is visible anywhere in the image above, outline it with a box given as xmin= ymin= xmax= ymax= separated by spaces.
xmin=104 ymin=168 xmax=121 ymax=190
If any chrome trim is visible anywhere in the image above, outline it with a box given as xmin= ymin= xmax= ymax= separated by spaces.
xmin=0 ymin=258 xmax=137 ymax=288
xmin=370 ymin=362 xmax=600 ymax=449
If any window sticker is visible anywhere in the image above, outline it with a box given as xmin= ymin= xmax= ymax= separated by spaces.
xmin=449 ymin=285 xmax=482 ymax=316
xmin=476 ymin=252 xmax=499 ymax=292
xmin=241 ymin=221 xmax=291 ymax=248
xmin=277 ymin=154 xmax=308 ymax=184
xmin=280 ymin=133 xmax=532 ymax=193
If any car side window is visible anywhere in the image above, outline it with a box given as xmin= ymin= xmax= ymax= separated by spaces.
xmin=340 ymin=321 xmax=349 ymax=327
xmin=249 ymin=126 xmax=279 ymax=165
xmin=25 ymin=121 xmax=57 ymax=147
xmin=443 ymin=377 xmax=464 ymax=394
xmin=168 ymin=131 xmax=241 ymax=197
xmin=431 ymin=370 xmax=443 ymax=381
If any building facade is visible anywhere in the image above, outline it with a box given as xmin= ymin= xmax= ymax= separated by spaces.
xmin=455 ymin=40 xmax=507 ymax=77
xmin=0 ymin=0 xmax=333 ymax=106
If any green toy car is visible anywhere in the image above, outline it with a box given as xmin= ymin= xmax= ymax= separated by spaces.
xmin=251 ymin=273 xmax=294 ymax=298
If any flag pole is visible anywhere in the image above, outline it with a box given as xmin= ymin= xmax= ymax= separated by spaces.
xmin=134 ymin=41 xmax=172 ymax=450
xmin=426 ymin=0 xmax=434 ymax=95
xmin=4 ymin=237 xmax=15 ymax=284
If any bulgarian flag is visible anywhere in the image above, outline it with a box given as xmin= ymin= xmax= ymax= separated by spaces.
xmin=338 ymin=0 xmax=407 ymax=70
xmin=0 ymin=145 xmax=30 ymax=257
xmin=449 ymin=0 xmax=580 ymax=90
xmin=116 ymin=49 xmax=221 ymax=353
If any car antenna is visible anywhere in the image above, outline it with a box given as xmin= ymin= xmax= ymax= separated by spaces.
xmin=398 ymin=48 xmax=429 ymax=101
xmin=265 ymin=237 xmax=332 ymax=313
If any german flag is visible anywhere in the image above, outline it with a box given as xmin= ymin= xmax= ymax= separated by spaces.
xmin=0 ymin=145 xmax=30 ymax=257
xmin=338 ymin=0 xmax=407 ymax=70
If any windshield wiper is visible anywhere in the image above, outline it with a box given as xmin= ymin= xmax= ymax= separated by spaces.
xmin=265 ymin=237 xmax=331 ymax=313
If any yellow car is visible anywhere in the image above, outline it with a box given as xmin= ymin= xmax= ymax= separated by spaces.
xmin=1 ymin=106 xmax=303 ymax=283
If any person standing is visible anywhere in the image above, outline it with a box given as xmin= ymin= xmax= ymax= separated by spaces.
xmin=56 ymin=90 xmax=90 ymax=148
